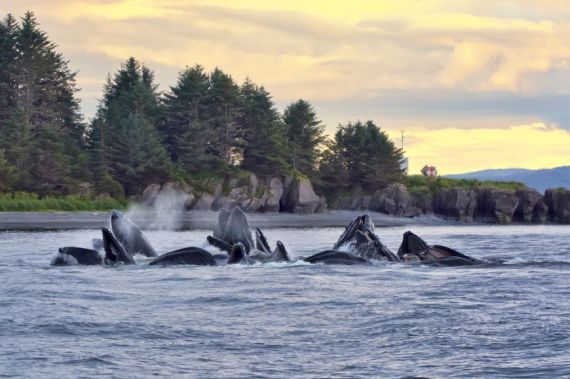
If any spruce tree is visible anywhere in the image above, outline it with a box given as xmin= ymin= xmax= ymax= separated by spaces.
xmin=161 ymin=65 xmax=211 ymax=175
xmin=90 ymin=57 xmax=171 ymax=196
xmin=0 ymin=12 xmax=86 ymax=194
xmin=0 ymin=14 xmax=18 ymax=126
xmin=322 ymin=120 xmax=404 ymax=191
xmin=283 ymin=99 xmax=325 ymax=176
xmin=205 ymin=68 xmax=244 ymax=170
xmin=239 ymin=78 xmax=289 ymax=175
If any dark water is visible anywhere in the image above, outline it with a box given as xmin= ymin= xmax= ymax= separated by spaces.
xmin=1 ymin=225 xmax=569 ymax=378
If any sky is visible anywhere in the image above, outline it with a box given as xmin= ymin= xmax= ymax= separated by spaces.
xmin=1 ymin=0 xmax=570 ymax=174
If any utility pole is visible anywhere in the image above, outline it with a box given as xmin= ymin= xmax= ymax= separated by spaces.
xmin=400 ymin=130 xmax=405 ymax=152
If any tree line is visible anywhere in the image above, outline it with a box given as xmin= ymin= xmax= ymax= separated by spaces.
xmin=0 ymin=12 xmax=404 ymax=199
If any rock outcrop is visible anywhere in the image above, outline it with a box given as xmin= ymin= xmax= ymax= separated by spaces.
xmin=476 ymin=189 xmax=520 ymax=224
xmin=140 ymin=173 xmax=570 ymax=222
xmin=193 ymin=193 xmax=215 ymax=210
xmin=141 ymin=181 xmax=195 ymax=210
xmin=545 ymin=189 xmax=570 ymax=223
xmin=280 ymin=176 xmax=326 ymax=214
xmin=433 ymin=188 xmax=477 ymax=222
xmin=141 ymin=174 xmax=324 ymax=214
xmin=370 ymin=184 xmax=420 ymax=217
xmin=514 ymin=189 xmax=548 ymax=223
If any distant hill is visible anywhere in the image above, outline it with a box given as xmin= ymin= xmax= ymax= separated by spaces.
xmin=446 ymin=166 xmax=570 ymax=193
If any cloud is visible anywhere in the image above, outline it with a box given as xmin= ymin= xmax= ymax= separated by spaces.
xmin=2 ymin=0 xmax=570 ymax=172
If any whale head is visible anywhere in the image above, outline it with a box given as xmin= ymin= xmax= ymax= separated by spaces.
xmin=227 ymin=242 xmax=248 ymax=265
xmin=273 ymin=241 xmax=291 ymax=262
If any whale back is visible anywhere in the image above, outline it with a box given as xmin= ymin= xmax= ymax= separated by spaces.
xmin=52 ymin=247 xmax=103 ymax=266
xmin=304 ymin=250 xmax=370 ymax=265
xmin=102 ymin=227 xmax=136 ymax=265
xmin=111 ymin=210 xmax=157 ymax=257
xmin=149 ymin=247 xmax=217 ymax=266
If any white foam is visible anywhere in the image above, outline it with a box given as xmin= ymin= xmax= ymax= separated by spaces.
xmin=50 ymin=252 xmax=79 ymax=266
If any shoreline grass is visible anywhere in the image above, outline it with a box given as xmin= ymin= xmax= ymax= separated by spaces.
xmin=0 ymin=192 xmax=128 ymax=212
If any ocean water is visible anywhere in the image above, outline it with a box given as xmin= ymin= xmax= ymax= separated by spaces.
xmin=0 ymin=224 xmax=569 ymax=378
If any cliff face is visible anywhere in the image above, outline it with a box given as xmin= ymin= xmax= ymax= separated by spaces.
xmin=330 ymin=185 xmax=570 ymax=224
xmin=141 ymin=174 xmax=570 ymax=223
xmin=142 ymin=174 xmax=326 ymax=214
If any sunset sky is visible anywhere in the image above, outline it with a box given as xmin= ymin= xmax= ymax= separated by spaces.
xmin=2 ymin=0 xmax=570 ymax=174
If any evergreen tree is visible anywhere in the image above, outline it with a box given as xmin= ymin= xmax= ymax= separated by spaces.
xmin=205 ymin=68 xmax=244 ymax=169
xmin=283 ymin=99 xmax=325 ymax=175
xmin=239 ymin=78 xmax=289 ymax=175
xmin=0 ymin=149 xmax=15 ymax=192
xmin=161 ymin=65 xmax=211 ymax=175
xmin=90 ymin=57 xmax=171 ymax=196
xmin=321 ymin=120 xmax=404 ymax=191
xmin=0 ymin=12 xmax=86 ymax=194
xmin=0 ymin=14 xmax=18 ymax=126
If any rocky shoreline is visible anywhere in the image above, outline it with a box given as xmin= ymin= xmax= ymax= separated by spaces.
xmin=141 ymin=173 xmax=570 ymax=225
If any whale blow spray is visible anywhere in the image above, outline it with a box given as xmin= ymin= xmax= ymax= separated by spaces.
xmin=126 ymin=189 xmax=189 ymax=231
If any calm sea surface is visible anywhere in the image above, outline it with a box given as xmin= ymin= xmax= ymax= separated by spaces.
xmin=1 ymin=224 xmax=569 ymax=378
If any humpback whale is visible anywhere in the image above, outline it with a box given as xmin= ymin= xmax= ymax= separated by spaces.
xmin=51 ymin=247 xmax=103 ymax=266
xmin=226 ymin=237 xmax=291 ymax=265
xmin=334 ymin=215 xmax=397 ymax=261
xmin=149 ymin=247 xmax=217 ymax=266
xmin=255 ymin=227 xmax=271 ymax=254
xmin=253 ymin=228 xmax=291 ymax=262
xmin=207 ymin=207 xmax=255 ymax=253
xmin=272 ymin=241 xmax=291 ymax=262
xmin=102 ymin=227 xmax=136 ymax=265
xmin=53 ymin=227 xmax=135 ymax=266
xmin=397 ymin=231 xmax=482 ymax=266
xmin=223 ymin=207 xmax=255 ymax=252
xmin=227 ymin=242 xmax=249 ymax=264
xmin=207 ymin=235 xmax=232 ymax=254
xmin=213 ymin=208 xmax=231 ymax=240
xmin=111 ymin=210 xmax=157 ymax=257
xmin=304 ymin=250 xmax=371 ymax=265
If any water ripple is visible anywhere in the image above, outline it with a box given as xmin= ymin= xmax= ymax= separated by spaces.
xmin=0 ymin=225 xmax=569 ymax=378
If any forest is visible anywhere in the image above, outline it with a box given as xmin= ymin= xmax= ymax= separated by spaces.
xmin=0 ymin=12 xmax=405 ymax=208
